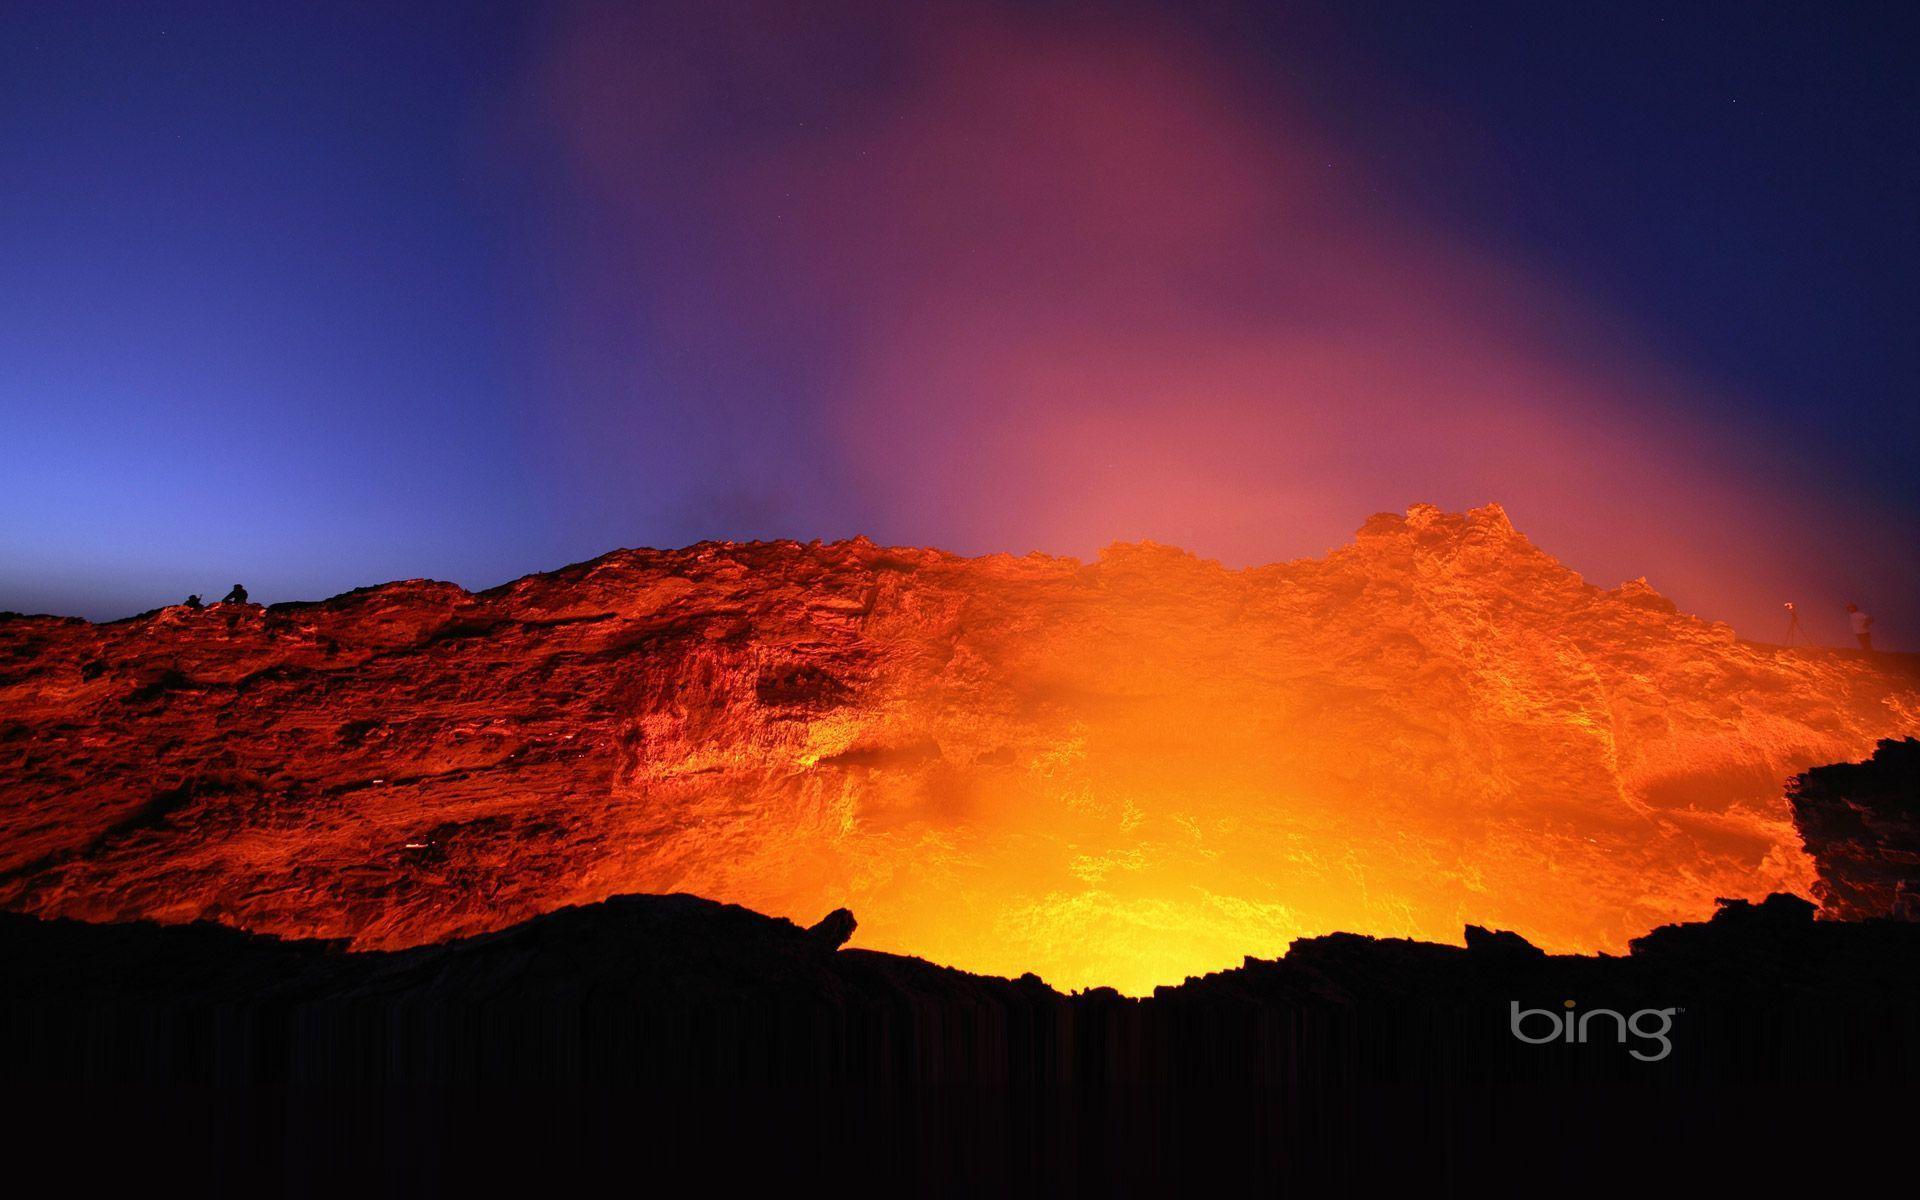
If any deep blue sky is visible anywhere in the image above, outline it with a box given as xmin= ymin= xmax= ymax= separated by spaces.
xmin=1 ymin=1 xmax=1913 ymax=646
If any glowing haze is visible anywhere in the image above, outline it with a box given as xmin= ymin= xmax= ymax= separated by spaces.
xmin=0 ymin=1 xmax=1911 ymax=644
xmin=529 ymin=0 xmax=1907 ymax=647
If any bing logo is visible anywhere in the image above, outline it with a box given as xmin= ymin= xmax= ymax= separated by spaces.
xmin=1509 ymin=999 xmax=1677 ymax=1062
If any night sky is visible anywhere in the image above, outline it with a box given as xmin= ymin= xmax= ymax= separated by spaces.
xmin=2 ymin=1 xmax=1913 ymax=647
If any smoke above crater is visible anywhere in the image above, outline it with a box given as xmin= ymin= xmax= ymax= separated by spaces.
xmin=522 ymin=0 xmax=1898 ymax=646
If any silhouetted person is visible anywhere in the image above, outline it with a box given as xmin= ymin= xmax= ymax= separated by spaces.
xmin=221 ymin=583 xmax=249 ymax=605
xmin=1847 ymin=603 xmax=1873 ymax=652
xmin=183 ymin=594 xmax=203 ymax=610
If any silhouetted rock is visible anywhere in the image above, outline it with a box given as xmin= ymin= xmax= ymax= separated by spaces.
xmin=1463 ymin=923 xmax=1546 ymax=960
xmin=806 ymin=906 xmax=857 ymax=949
xmin=1707 ymin=891 xmax=1817 ymax=927
xmin=6 ymin=888 xmax=1914 ymax=1039
xmin=1790 ymin=737 xmax=1920 ymax=919
xmin=1 ymin=891 xmax=1916 ymax=1194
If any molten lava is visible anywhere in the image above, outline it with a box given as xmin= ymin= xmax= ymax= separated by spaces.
xmin=1 ymin=504 xmax=1914 ymax=993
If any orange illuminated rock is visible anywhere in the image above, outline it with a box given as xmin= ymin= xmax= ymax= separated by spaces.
xmin=1 ymin=503 xmax=1914 ymax=993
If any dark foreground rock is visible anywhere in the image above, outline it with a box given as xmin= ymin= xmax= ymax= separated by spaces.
xmin=2 ymin=892 xmax=1917 ymax=1195
xmin=1791 ymin=736 xmax=1920 ymax=919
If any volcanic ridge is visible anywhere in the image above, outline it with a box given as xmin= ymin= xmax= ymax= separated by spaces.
xmin=1 ymin=502 xmax=1915 ymax=992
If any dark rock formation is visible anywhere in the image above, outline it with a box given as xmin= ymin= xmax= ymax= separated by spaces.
xmin=1463 ymin=923 xmax=1547 ymax=960
xmin=1789 ymin=736 xmax=1920 ymax=918
xmin=806 ymin=905 xmax=858 ymax=949
xmin=1 ymin=892 xmax=1915 ymax=1194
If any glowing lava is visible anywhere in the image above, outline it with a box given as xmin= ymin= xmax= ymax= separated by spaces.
xmin=1 ymin=504 xmax=1914 ymax=993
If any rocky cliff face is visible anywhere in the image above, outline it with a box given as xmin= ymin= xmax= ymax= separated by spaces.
xmin=1790 ymin=737 xmax=1920 ymax=919
xmin=2 ymin=503 xmax=1914 ymax=991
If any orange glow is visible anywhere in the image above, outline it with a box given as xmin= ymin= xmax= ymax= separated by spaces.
xmin=1 ymin=507 xmax=1914 ymax=995
xmin=588 ymin=507 xmax=1916 ymax=994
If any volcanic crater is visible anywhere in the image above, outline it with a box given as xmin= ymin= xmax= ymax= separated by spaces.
xmin=2 ymin=503 xmax=1914 ymax=993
